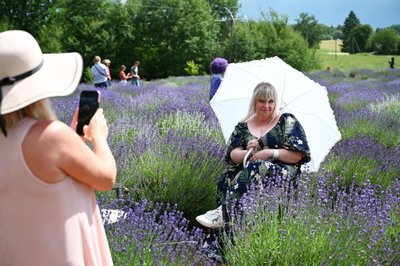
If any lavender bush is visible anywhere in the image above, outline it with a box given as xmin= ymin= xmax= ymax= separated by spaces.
xmin=50 ymin=68 xmax=400 ymax=265
xmin=224 ymin=172 xmax=400 ymax=265
xmin=99 ymin=195 xmax=215 ymax=265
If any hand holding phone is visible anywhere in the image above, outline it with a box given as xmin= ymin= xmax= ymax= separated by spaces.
xmin=76 ymin=90 xmax=100 ymax=136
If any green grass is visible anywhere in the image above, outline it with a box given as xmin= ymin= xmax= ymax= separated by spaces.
xmin=316 ymin=39 xmax=400 ymax=71
xmin=158 ymin=110 xmax=223 ymax=142
xmin=324 ymin=154 xmax=398 ymax=189
xmin=316 ymin=50 xmax=400 ymax=71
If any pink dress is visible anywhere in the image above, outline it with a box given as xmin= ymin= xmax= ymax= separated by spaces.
xmin=0 ymin=118 xmax=113 ymax=266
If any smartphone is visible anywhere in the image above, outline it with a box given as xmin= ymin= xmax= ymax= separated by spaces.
xmin=76 ymin=90 xmax=100 ymax=135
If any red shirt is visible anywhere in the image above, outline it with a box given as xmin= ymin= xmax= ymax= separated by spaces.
xmin=119 ymin=70 xmax=129 ymax=80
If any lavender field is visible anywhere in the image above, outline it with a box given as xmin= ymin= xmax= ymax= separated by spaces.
xmin=53 ymin=69 xmax=400 ymax=265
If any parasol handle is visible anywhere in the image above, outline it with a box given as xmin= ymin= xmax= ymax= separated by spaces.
xmin=243 ymin=147 xmax=254 ymax=169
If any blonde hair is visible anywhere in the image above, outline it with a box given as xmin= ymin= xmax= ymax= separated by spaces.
xmin=2 ymin=99 xmax=57 ymax=131
xmin=242 ymin=82 xmax=279 ymax=122
xmin=94 ymin=56 xmax=101 ymax=63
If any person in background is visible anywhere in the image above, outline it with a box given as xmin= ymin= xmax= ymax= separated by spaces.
xmin=91 ymin=55 xmax=109 ymax=88
xmin=119 ymin=65 xmax=132 ymax=85
xmin=0 ymin=30 xmax=116 ymax=265
xmin=209 ymin=57 xmax=228 ymax=100
xmin=103 ymin=59 xmax=112 ymax=86
xmin=130 ymin=60 xmax=140 ymax=87
xmin=389 ymin=57 xmax=395 ymax=69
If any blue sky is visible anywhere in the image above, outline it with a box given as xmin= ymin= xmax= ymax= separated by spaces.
xmin=238 ymin=0 xmax=400 ymax=28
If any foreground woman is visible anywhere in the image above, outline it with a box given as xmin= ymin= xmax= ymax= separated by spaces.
xmin=0 ymin=30 xmax=116 ymax=265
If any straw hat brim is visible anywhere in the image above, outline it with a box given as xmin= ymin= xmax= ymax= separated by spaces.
xmin=1 ymin=52 xmax=82 ymax=114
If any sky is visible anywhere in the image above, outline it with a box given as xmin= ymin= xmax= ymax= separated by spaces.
xmin=238 ymin=0 xmax=400 ymax=29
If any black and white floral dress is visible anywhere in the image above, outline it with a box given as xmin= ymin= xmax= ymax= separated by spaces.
xmin=216 ymin=113 xmax=311 ymax=209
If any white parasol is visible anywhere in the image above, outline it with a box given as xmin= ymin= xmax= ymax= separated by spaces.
xmin=210 ymin=56 xmax=341 ymax=172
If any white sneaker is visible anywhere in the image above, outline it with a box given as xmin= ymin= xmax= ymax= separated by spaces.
xmin=196 ymin=205 xmax=223 ymax=228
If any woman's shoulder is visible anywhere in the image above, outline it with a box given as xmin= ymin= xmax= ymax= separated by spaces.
xmin=279 ymin=112 xmax=298 ymax=122
xmin=280 ymin=112 xmax=294 ymax=118
xmin=28 ymin=120 xmax=78 ymax=146
xmin=236 ymin=121 xmax=248 ymax=129
xmin=30 ymin=119 xmax=68 ymax=132
xmin=231 ymin=121 xmax=248 ymax=136
xmin=26 ymin=120 xmax=90 ymax=165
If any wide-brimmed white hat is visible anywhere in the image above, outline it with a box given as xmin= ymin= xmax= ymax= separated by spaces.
xmin=0 ymin=30 xmax=83 ymax=115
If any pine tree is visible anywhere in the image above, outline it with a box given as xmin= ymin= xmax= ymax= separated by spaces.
xmin=341 ymin=11 xmax=361 ymax=53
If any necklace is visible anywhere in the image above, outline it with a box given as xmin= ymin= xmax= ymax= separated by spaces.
xmin=247 ymin=115 xmax=274 ymax=139
xmin=244 ymin=112 xmax=280 ymax=168
xmin=258 ymin=111 xmax=280 ymax=138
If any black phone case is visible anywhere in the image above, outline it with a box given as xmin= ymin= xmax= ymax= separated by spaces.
xmin=76 ymin=90 xmax=99 ymax=135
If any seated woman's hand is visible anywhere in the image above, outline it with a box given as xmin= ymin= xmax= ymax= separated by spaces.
xmin=249 ymin=149 xmax=271 ymax=162
xmin=246 ymin=139 xmax=259 ymax=151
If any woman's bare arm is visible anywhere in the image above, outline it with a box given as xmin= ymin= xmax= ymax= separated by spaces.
xmin=23 ymin=109 xmax=116 ymax=191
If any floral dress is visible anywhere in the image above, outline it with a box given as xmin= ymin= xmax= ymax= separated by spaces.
xmin=216 ymin=113 xmax=311 ymax=209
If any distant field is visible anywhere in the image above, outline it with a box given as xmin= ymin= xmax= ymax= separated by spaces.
xmin=316 ymin=40 xmax=399 ymax=71
xmin=319 ymin=39 xmax=343 ymax=52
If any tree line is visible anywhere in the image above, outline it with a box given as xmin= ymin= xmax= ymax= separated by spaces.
xmin=1 ymin=1 xmax=398 ymax=81
xmin=339 ymin=11 xmax=400 ymax=55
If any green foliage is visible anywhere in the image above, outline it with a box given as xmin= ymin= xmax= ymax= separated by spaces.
xmin=351 ymin=24 xmax=373 ymax=52
xmin=83 ymin=67 xmax=94 ymax=84
xmin=232 ymin=19 xmax=256 ymax=61
xmin=125 ymin=0 xmax=215 ymax=79
xmin=126 ymin=145 xmax=223 ymax=222
xmin=367 ymin=28 xmax=400 ymax=55
xmin=293 ymin=12 xmax=323 ymax=48
xmin=341 ymin=11 xmax=361 ymax=53
xmin=208 ymin=0 xmax=240 ymax=62
xmin=243 ymin=10 xmax=320 ymax=71
xmin=37 ymin=24 xmax=63 ymax=53
xmin=389 ymin=24 xmax=400 ymax=35
xmin=325 ymin=154 xmax=397 ymax=189
xmin=184 ymin=60 xmax=200 ymax=76
xmin=320 ymin=24 xmax=344 ymax=40
xmin=209 ymin=0 xmax=240 ymax=18
xmin=0 ymin=19 xmax=13 ymax=32
xmin=102 ymin=1 xmax=135 ymax=77
xmin=0 ymin=0 xmax=56 ymax=36
xmin=158 ymin=111 xmax=223 ymax=142
xmin=56 ymin=0 xmax=114 ymax=69
xmin=1 ymin=0 xmax=346 ymax=78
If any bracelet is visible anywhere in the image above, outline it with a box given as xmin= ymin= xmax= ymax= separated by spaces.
xmin=272 ymin=149 xmax=279 ymax=159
